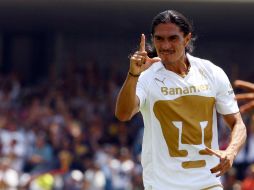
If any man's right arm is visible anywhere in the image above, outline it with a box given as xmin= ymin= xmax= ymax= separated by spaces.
xmin=115 ymin=34 xmax=146 ymax=121
xmin=115 ymin=34 xmax=160 ymax=121
xmin=115 ymin=74 xmax=140 ymax=121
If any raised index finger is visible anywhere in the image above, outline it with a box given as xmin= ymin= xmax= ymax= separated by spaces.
xmin=139 ymin=34 xmax=146 ymax=52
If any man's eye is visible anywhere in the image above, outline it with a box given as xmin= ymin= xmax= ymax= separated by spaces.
xmin=170 ymin=36 xmax=178 ymax=41
xmin=155 ymin=37 xmax=163 ymax=41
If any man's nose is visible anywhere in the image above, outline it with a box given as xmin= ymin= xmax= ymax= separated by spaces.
xmin=161 ymin=41 xmax=172 ymax=50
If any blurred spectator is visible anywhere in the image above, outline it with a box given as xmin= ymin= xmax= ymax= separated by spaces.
xmin=24 ymin=133 xmax=54 ymax=175
xmin=222 ymin=167 xmax=242 ymax=190
xmin=245 ymin=115 xmax=254 ymax=165
xmin=83 ymin=155 xmax=106 ymax=190
xmin=109 ymin=147 xmax=134 ymax=190
xmin=0 ymin=115 xmax=27 ymax=173
xmin=242 ymin=164 xmax=254 ymax=190
xmin=0 ymin=158 xmax=19 ymax=189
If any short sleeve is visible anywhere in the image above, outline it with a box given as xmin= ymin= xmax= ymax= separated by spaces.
xmin=215 ymin=67 xmax=239 ymax=114
xmin=136 ymin=74 xmax=149 ymax=110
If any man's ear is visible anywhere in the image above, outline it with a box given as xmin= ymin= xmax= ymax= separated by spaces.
xmin=184 ymin=33 xmax=192 ymax=46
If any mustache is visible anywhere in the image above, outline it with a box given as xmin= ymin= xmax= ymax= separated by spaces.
xmin=159 ymin=50 xmax=175 ymax=53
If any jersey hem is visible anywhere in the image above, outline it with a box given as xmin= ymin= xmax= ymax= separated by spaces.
xmin=201 ymin=183 xmax=223 ymax=190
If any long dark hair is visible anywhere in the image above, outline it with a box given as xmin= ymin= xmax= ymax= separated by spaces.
xmin=147 ymin=10 xmax=196 ymax=57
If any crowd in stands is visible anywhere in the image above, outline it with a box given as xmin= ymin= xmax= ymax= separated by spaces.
xmin=0 ymin=62 xmax=253 ymax=190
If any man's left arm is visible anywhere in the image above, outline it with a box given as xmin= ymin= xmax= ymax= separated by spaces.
xmin=206 ymin=112 xmax=246 ymax=177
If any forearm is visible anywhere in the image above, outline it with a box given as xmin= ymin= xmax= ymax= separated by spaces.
xmin=226 ymin=119 xmax=246 ymax=158
xmin=208 ymin=113 xmax=248 ymax=176
xmin=115 ymin=74 xmax=139 ymax=121
xmin=115 ymin=33 xmax=159 ymax=121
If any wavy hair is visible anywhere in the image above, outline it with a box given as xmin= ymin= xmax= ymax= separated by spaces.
xmin=147 ymin=10 xmax=196 ymax=57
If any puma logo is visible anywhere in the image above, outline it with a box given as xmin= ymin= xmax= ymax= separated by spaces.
xmin=154 ymin=77 xmax=166 ymax=86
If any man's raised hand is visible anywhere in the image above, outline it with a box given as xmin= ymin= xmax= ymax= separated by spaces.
xmin=129 ymin=34 xmax=161 ymax=76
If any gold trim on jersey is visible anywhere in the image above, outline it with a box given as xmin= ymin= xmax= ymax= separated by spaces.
xmin=182 ymin=160 xmax=206 ymax=169
xmin=153 ymin=95 xmax=215 ymax=169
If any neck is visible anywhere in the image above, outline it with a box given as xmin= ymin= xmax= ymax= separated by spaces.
xmin=163 ymin=55 xmax=190 ymax=77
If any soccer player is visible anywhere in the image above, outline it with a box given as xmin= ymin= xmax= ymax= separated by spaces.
xmin=115 ymin=10 xmax=246 ymax=190
xmin=234 ymin=80 xmax=254 ymax=113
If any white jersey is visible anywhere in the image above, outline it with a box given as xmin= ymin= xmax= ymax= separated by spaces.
xmin=136 ymin=54 xmax=239 ymax=190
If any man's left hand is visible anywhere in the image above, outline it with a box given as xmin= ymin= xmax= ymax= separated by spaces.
xmin=205 ymin=147 xmax=235 ymax=177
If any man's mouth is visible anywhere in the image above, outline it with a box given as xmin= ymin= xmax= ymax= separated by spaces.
xmin=160 ymin=50 xmax=175 ymax=55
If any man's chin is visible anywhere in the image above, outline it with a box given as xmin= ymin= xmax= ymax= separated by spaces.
xmin=161 ymin=58 xmax=175 ymax=64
